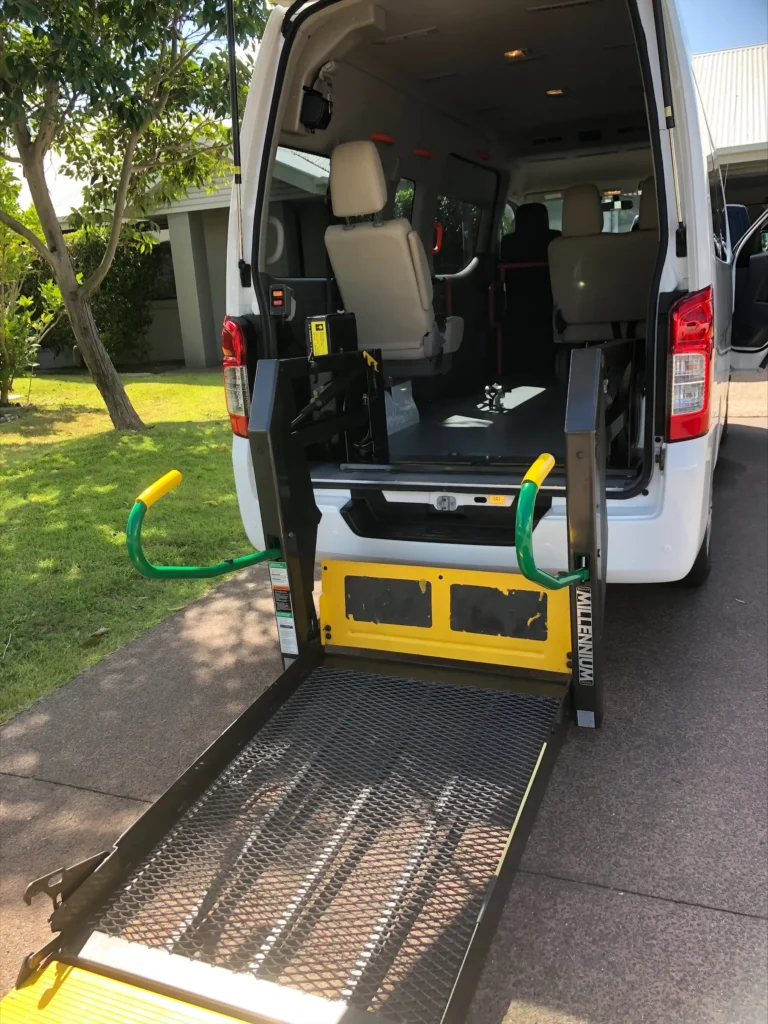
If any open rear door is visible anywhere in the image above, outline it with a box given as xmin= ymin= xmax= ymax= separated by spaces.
xmin=730 ymin=207 xmax=768 ymax=379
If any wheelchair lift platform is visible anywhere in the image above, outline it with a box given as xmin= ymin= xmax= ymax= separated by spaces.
xmin=2 ymin=348 xmax=608 ymax=1024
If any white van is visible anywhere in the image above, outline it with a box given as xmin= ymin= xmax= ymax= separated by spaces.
xmin=223 ymin=0 xmax=768 ymax=588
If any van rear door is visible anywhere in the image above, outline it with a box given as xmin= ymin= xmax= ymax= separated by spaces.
xmin=730 ymin=207 xmax=768 ymax=379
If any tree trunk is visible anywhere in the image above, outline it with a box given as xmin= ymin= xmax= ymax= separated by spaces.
xmin=62 ymin=290 xmax=146 ymax=430
xmin=14 ymin=128 xmax=146 ymax=431
xmin=0 ymin=259 xmax=10 ymax=405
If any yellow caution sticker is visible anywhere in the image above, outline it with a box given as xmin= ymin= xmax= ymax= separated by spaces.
xmin=309 ymin=319 xmax=328 ymax=356
xmin=488 ymin=494 xmax=507 ymax=505
xmin=363 ymin=351 xmax=379 ymax=372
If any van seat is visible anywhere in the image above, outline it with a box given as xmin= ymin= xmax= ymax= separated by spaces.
xmin=491 ymin=203 xmax=560 ymax=380
xmin=324 ymin=141 xmax=463 ymax=376
xmin=549 ymin=181 xmax=659 ymax=343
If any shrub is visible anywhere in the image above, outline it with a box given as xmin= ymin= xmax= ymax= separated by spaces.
xmin=42 ymin=230 xmax=155 ymax=366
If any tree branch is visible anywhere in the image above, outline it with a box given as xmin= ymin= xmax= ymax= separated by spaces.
xmin=80 ymin=130 xmax=142 ymax=299
xmin=166 ymin=29 xmax=215 ymax=77
xmin=131 ymin=141 xmax=227 ymax=174
xmin=0 ymin=209 xmax=56 ymax=269
xmin=34 ymin=81 xmax=61 ymax=157
xmin=1 ymin=150 xmax=23 ymax=163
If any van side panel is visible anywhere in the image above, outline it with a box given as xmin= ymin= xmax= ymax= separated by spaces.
xmin=226 ymin=7 xmax=286 ymax=319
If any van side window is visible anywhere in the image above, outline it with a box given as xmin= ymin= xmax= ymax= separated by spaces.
xmin=265 ymin=147 xmax=331 ymax=277
xmin=434 ymin=197 xmax=482 ymax=274
xmin=393 ymin=178 xmax=416 ymax=221
xmin=707 ymin=158 xmax=728 ymax=261
xmin=433 ymin=155 xmax=497 ymax=274
xmin=500 ymin=202 xmax=516 ymax=242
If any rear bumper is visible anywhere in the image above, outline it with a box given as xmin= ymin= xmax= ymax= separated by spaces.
xmin=233 ymin=433 xmax=713 ymax=584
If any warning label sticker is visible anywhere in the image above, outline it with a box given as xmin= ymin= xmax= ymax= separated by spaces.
xmin=269 ymin=561 xmax=299 ymax=656
xmin=309 ymin=319 xmax=329 ymax=356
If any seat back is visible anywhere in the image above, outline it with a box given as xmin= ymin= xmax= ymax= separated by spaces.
xmin=324 ymin=141 xmax=437 ymax=361
xmin=549 ymin=181 xmax=659 ymax=342
xmin=493 ymin=203 xmax=559 ymax=380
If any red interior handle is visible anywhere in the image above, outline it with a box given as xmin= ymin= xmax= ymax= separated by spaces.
xmin=432 ymin=220 xmax=444 ymax=255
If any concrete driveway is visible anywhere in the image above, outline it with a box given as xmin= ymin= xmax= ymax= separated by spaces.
xmin=1 ymin=408 xmax=766 ymax=1022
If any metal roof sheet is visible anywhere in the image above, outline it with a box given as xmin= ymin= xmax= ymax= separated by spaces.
xmin=692 ymin=44 xmax=768 ymax=152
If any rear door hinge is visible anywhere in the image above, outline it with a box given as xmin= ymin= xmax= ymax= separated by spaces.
xmin=655 ymin=442 xmax=667 ymax=471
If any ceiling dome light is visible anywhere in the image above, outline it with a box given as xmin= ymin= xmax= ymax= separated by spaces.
xmin=504 ymin=48 xmax=531 ymax=60
xmin=546 ymin=87 xmax=566 ymax=96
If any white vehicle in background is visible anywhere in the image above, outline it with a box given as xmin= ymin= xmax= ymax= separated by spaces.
xmin=221 ymin=0 xmax=768 ymax=587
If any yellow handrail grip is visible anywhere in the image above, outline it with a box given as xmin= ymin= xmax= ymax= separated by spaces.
xmin=522 ymin=453 xmax=555 ymax=488
xmin=136 ymin=470 xmax=183 ymax=508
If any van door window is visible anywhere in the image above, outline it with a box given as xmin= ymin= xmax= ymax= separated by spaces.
xmin=500 ymin=202 xmax=516 ymax=242
xmin=434 ymin=155 xmax=497 ymax=273
xmin=434 ymin=197 xmax=482 ymax=274
xmin=393 ymin=178 xmax=416 ymax=221
xmin=266 ymin=147 xmax=330 ymax=276
xmin=707 ymin=158 xmax=729 ymax=261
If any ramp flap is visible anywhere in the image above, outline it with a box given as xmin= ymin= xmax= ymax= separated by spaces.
xmin=83 ymin=668 xmax=559 ymax=1024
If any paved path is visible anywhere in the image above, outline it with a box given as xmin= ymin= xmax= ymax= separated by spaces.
xmin=1 ymin=419 xmax=766 ymax=1022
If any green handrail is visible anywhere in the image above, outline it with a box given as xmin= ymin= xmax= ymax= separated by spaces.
xmin=126 ymin=470 xmax=280 ymax=580
xmin=515 ymin=453 xmax=589 ymax=591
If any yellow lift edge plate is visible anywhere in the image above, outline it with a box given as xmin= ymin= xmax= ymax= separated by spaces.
xmin=319 ymin=560 xmax=572 ymax=675
xmin=0 ymin=962 xmax=248 ymax=1024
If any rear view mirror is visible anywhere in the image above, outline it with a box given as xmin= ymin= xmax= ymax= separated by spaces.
xmin=601 ymin=199 xmax=634 ymax=211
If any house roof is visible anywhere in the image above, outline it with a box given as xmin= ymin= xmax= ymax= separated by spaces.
xmin=692 ymin=44 xmax=768 ymax=157
xmin=149 ymin=147 xmax=330 ymax=214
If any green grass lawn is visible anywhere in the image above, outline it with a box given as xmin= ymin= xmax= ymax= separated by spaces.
xmin=0 ymin=371 xmax=254 ymax=723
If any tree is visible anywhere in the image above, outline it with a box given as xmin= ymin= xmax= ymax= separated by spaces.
xmin=0 ymin=0 xmax=267 ymax=429
xmin=0 ymin=161 xmax=61 ymax=405
xmin=41 ymin=227 xmax=156 ymax=365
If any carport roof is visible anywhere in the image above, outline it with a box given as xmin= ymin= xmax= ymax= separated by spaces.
xmin=692 ymin=44 xmax=768 ymax=160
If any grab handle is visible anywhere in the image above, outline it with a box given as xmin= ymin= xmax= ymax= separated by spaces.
xmin=515 ymin=454 xmax=589 ymax=590
xmin=126 ymin=470 xmax=280 ymax=579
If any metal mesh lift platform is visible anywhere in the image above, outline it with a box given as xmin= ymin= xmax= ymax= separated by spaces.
xmin=78 ymin=667 xmax=560 ymax=1024
xmin=7 ymin=349 xmax=606 ymax=1024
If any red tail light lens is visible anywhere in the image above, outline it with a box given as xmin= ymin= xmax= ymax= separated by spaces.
xmin=668 ymin=287 xmax=714 ymax=442
xmin=221 ymin=317 xmax=250 ymax=438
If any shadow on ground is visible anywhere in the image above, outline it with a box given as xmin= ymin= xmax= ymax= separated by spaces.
xmin=0 ymin=419 xmax=246 ymax=720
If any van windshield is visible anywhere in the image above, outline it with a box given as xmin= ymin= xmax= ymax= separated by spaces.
xmin=530 ymin=190 xmax=642 ymax=233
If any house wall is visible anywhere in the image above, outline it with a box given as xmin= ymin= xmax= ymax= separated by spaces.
xmin=202 ymin=208 xmax=229 ymax=346
xmin=167 ymin=206 xmax=231 ymax=368
xmin=145 ymin=299 xmax=184 ymax=362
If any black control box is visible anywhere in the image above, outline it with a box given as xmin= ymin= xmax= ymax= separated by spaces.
xmin=305 ymin=313 xmax=358 ymax=358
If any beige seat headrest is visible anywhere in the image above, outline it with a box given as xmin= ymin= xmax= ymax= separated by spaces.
xmin=329 ymin=140 xmax=388 ymax=219
xmin=638 ymin=176 xmax=658 ymax=231
xmin=561 ymin=184 xmax=603 ymax=238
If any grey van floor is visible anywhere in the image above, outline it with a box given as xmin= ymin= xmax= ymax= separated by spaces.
xmin=388 ymin=385 xmax=568 ymax=463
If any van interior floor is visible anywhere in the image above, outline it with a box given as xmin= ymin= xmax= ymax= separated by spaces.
xmin=389 ymin=384 xmax=567 ymax=464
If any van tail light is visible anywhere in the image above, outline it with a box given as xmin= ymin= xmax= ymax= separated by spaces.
xmin=668 ymin=286 xmax=714 ymax=442
xmin=221 ymin=316 xmax=250 ymax=437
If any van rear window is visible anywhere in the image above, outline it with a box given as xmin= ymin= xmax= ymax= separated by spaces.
xmin=265 ymin=147 xmax=331 ymax=277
